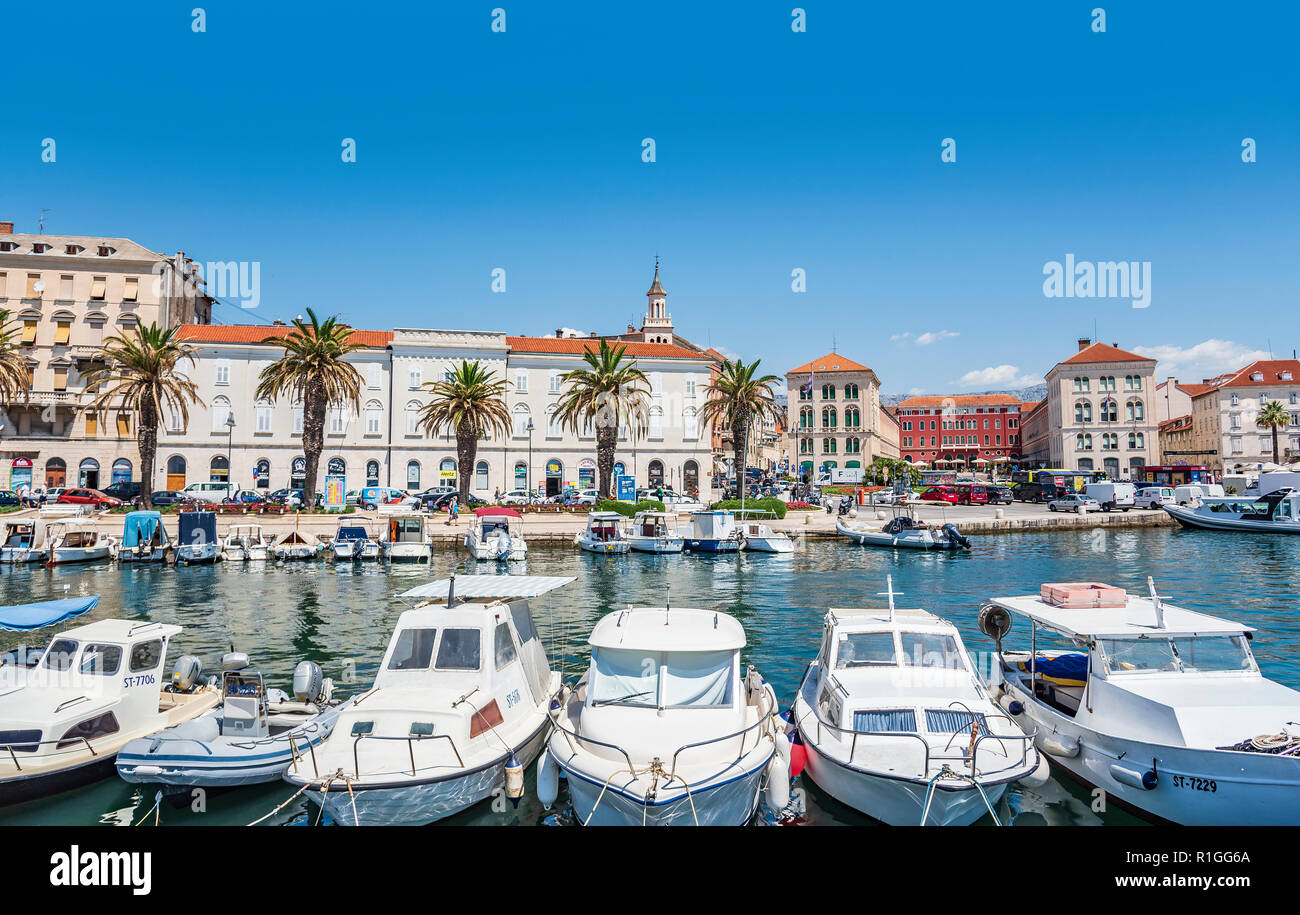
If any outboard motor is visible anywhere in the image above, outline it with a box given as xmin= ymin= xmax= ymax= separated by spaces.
xmin=293 ymin=660 xmax=325 ymax=704
xmin=171 ymin=655 xmax=203 ymax=692
xmin=941 ymin=523 xmax=971 ymax=549
xmin=222 ymin=651 xmax=251 ymax=672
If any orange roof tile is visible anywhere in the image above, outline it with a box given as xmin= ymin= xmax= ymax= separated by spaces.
xmin=788 ymin=352 xmax=873 ymax=374
xmin=896 ymin=393 xmax=1022 ymax=409
xmin=176 ymin=324 xmax=393 ymax=348
xmin=506 ymin=336 xmax=709 ymax=359
xmin=1059 ymin=342 xmax=1155 ymax=365
xmin=1179 ymin=383 xmax=1217 ymax=397
xmin=1159 ymin=414 xmax=1193 ymax=431
xmin=1215 ymin=359 xmax=1300 ymax=389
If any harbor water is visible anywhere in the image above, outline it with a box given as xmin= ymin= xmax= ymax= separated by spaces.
xmin=1 ymin=526 xmax=1296 ymax=826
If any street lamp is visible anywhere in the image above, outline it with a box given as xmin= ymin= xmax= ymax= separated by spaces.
xmin=225 ymin=414 xmax=236 ymax=492
xmin=526 ymin=419 xmax=534 ymax=494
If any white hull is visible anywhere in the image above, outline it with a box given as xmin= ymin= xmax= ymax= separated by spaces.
xmin=384 ymin=542 xmax=431 ymax=562
xmin=465 ymin=538 xmax=527 ymax=561
xmin=0 ymin=548 xmax=44 ymax=564
xmin=331 ymin=542 xmax=381 ymax=560
xmin=175 ymin=543 xmax=219 ymax=564
xmin=48 ymin=546 xmax=113 ymax=565
xmin=743 ymin=537 xmax=794 ymax=553
xmin=1164 ymin=504 xmax=1300 ymax=534
xmin=626 ymin=536 xmax=684 ymax=553
xmin=577 ymin=537 xmax=630 ymax=554
xmin=222 ymin=545 xmax=269 ymax=561
xmin=562 ymin=756 xmax=767 ymax=826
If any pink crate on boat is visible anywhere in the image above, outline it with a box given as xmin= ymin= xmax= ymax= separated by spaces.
xmin=1040 ymin=582 xmax=1128 ymax=609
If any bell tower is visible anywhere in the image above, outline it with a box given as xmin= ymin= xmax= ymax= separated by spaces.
xmin=642 ymin=258 xmax=674 ymax=345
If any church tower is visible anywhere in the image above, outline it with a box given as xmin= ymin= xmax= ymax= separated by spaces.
xmin=641 ymin=259 xmax=674 ymax=345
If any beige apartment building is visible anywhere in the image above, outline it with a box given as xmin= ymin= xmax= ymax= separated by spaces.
xmin=786 ymin=352 xmax=889 ymax=479
xmin=1043 ymin=339 xmax=1159 ymax=478
xmin=0 ymin=221 xmax=212 ymax=490
xmin=1189 ymin=359 xmax=1300 ymax=472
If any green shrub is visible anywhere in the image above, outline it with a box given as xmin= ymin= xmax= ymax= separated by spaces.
xmin=710 ymin=497 xmax=787 ymax=519
xmin=593 ymin=499 xmax=666 ymax=517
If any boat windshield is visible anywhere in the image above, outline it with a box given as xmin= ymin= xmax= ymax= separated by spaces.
xmin=1100 ymin=635 xmax=1255 ymax=674
xmin=836 ymin=632 xmax=896 ymax=668
xmin=41 ymin=639 xmax=79 ymax=671
xmin=898 ymin=632 xmax=965 ymax=670
xmin=589 ymin=647 xmax=733 ymax=708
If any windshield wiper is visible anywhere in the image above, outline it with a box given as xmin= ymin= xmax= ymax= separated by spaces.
xmin=592 ymin=689 xmax=655 ymax=706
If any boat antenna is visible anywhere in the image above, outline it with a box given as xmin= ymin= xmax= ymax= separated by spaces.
xmin=877 ymin=574 xmax=900 ymax=622
xmin=664 ymin=584 xmax=670 ymax=624
xmin=447 ymin=573 xmax=456 ymax=608
xmin=1146 ymin=576 xmax=1165 ymax=629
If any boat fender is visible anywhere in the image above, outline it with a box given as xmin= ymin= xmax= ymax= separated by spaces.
xmin=1040 ymin=733 xmax=1080 ymax=759
xmin=537 ymin=746 xmax=560 ymax=810
xmin=788 ymin=728 xmax=808 ymax=778
xmin=504 ymin=751 xmax=524 ymax=807
xmin=765 ymin=756 xmax=791 ymax=812
xmin=774 ymin=729 xmax=792 ymax=772
xmin=171 ymin=655 xmax=203 ymax=692
xmin=1018 ymin=754 xmax=1052 ymax=788
xmin=1109 ymin=763 xmax=1158 ymax=791
xmin=1007 ymin=700 xmax=1025 ymax=717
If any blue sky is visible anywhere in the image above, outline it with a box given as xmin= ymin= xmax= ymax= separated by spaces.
xmin=3 ymin=1 xmax=1296 ymax=393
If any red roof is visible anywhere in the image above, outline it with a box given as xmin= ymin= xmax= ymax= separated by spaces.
xmin=1214 ymin=359 xmax=1300 ymax=389
xmin=1059 ymin=342 xmax=1155 ymax=365
xmin=896 ymin=394 xmax=1021 ymax=409
xmin=176 ymin=324 xmax=393 ymax=348
xmin=506 ymin=336 xmax=707 ymax=359
xmin=788 ymin=352 xmax=873 ymax=374
xmin=1159 ymin=414 xmax=1193 ymax=431
xmin=1178 ymin=383 xmax=1217 ymax=397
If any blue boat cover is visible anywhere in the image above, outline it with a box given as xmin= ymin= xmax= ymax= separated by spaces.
xmin=1016 ymin=651 xmax=1088 ymax=686
xmin=178 ymin=511 xmax=216 ymax=544
xmin=0 ymin=596 xmax=100 ymax=631
xmin=335 ymin=526 xmax=369 ymax=541
xmin=122 ymin=511 xmax=162 ymax=548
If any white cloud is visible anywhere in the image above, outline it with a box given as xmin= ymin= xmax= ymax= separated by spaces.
xmin=890 ymin=332 xmax=912 ymax=342
xmin=544 ymin=327 xmax=589 ymax=338
xmin=915 ymin=330 xmax=959 ymax=346
xmin=953 ymin=365 xmax=1043 ymax=390
xmin=1131 ymin=339 xmax=1272 ymax=383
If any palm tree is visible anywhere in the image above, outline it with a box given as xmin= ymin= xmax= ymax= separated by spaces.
xmin=1256 ymin=400 xmax=1291 ymax=464
xmin=0 ymin=309 xmax=32 ymax=405
xmin=699 ymin=358 xmax=783 ymax=488
xmin=416 ymin=361 xmax=512 ymax=501
xmin=256 ymin=310 xmax=363 ymax=505
xmin=554 ymin=340 xmax=650 ymax=499
xmin=82 ymin=323 xmax=200 ymax=510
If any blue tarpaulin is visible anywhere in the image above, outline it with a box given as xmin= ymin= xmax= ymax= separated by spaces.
xmin=1016 ymin=651 xmax=1089 ymax=686
xmin=178 ymin=511 xmax=216 ymax=545
xmin=121 ymin=511 xmax=162 ymax=548
xmin=0 ymin=596 xmax=100 ymax=631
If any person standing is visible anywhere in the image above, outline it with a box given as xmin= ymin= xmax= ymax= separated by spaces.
xmin=449 ymin=494 xmax=459 ymax=524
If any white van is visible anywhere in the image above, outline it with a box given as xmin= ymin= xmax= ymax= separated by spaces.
xmin=1172 ymin=483 xmax=1223 ymax=506
xmin=1134 ymin=486 xmax=1174 ymax=510
xmin=180 ymin=481 xmax=238 ymax=502
xmin=1084 ymin=481 xmax=1136 ymax=512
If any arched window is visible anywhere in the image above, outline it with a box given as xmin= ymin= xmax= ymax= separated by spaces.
xmin=256 ymin=459 xmax=271 ymax=488
xmin=648 ymin=460 xmax=664 ymax=486
xmin=475 ymin=461 xmax=489 ymax=492
xmin=1128 ymin=432 xmax=1145 ymax=449
xmin=1100 ymin=398 xmax=1118 ymax=423
xmin=683 ymin=407 xmax=698 ymax=439
xmin=1074 ymin=401 xmax=1091 ymax=423
xmin=514 ymin=461 xmax=528 ymax=489
xmin=512 ymin=404 xmax=531 ymax=437
xmin=78 ymin=458 xmax=100 ymax=488
xmin=255 ymin=399 xmax=273 ymax=434
xmin=111 ymin=458 xmax=132 ymax=484
xmin=365 ymin=400 xmax=383 ymax=436
xmin=1078 ymin=458 xmax=1094 ymax=471
xmin=648 ymin=407 xmax=664 ymax=438
xmin=211 ymin=396 xmax=231 ymax=433
xmin=548 ymin=370 xmax=562 ymax=393
xmin=165 ymin=455 xmax=186 ymax=490
xmin=1076 ymin=432 xmax=1091 ymax=451
xmin=365 ymin=460 xmax=380 ymax=487
xmin=683 ymin=460 xmax=699 ymax=494
xmin=45 ymin=457 xmax=67 ymax=488
xmin=822 ymin=407 xmax=836 ymax=428
xmin=328 ymin=406 xmax=346 ymax=435
xmin=406 ymin=401 xmax=421 ymax=436
xmin=210 ymin=455 xmax=229 ymax=482
xmin=439 ymin=458 xmax=456 ymax=491
xmin=290 ymin=457 xmax=307 ymax=489
xmin=546 ymin=406 xmax=561 ymax=438
xmin=1126 ymin=399 xmax=1144 ymax=422
xmin=406 ymin=460 xmax=421 ymax=491
xmin=327 ymin=457 xmax=346 ymax=476
xmin=800 ymin=406 xmax=812 ymax=428
xmin=822 ymin=384 xmax=836 ymax=400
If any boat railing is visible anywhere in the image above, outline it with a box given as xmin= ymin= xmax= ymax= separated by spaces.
xmin=349 ymin=732 xmax=465 ymax=779
xmin=0 ymin=734 xmax=100 ymax=771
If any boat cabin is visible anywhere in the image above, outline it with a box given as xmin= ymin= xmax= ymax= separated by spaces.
xmin=48 ymin=522 xmax=102 ymax=549
xmin=585 ymin=512 xmax=623 ymax=543
xmin=632 ymin=511 xmax=675 ymax=538
xmin=687 ymin=510 xmax=737 ymax=541
xmin=473 ymin=507 xmax=519 ymax=540
xmin=333 ymin=522 xmax=374 ymax=544
xmin=383 ymin=513 xmax=427 ymax=545
xmin=2 ymin=520 xmax=46 ymax=552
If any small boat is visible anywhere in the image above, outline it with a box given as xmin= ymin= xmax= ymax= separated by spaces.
xmin=1 ymin=518 xmax=51 ymax=564
xmin=0 ymin=598 xmax=220 ymax=806
xmin=837 ymin=513 xmax=970 ymax=550
xmin=738 ymin=511 xmax=794 ymax=553
xmin=464 ymin=507 xmax=527 ymax=561
xmin=682 ymin=509 xmax=742 ymax=553
xmin=1164 ymin=487 xmax=1300 ymax=534
xmin=271 ymin=529 xmax=320 ymax=561
xmin=45 ymin=521 xmax=114 ymax=566
xmin=175 ymin=511 xmax=219 ymax=565
xmin=793 ymin=577 xmax=1044 ymax=826
xmin=284 ymin=575 xmax=571 ymax=825
xmin=980 ymin=578 xmax=1300 ymax=825
xmin=624 ymin=510 xmax=684 ymax=553
xmin=379 ymin=512 xmax=433 ymax=562
xmin=115 ymin=510 xmax=172 ymax=563
xmin=117 ymin=653 xmax=344 ymax=790
xmin=544 ymin=603 xmax=785 ymax=825
xmin=330 ymin=520 xmax=381 ymax=560
xmin=577 ymin=511 xmax=630 ymax=554
xmin=221 ymin=524 xmax=269 ymax=561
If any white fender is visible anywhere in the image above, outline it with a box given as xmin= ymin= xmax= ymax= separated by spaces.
xmin=774 ymin=730 xmax=792 ymax=772
xmin=1040 ymin=733 xmax=1080 ymax=759
xmin=1109 ymin=763 xmax=1158 ymax=791
xmin=1018 ymin=754 xmax=1052 ymax=788
xmin=764 ymin=756 xmax=790 ymax=812
xmin=537 ymin=746 xmax=560 ymax=810
xmin=504 ymin=753 xmax=524 ymax=804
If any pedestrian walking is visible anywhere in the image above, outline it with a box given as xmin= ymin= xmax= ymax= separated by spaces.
xmin=450 ymin=495 xmax=459 ymax=523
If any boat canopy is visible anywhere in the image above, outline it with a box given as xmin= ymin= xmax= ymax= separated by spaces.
xmin=589 ymin=607 xmax=745 ymax=652
xmin=334 ymin=524 xmax=371 ymax=541
xmin=988 ymin=593 xmax=1254 ymax=639
xmin=475 ymin=506 xmax=521 ymax=519
xmin=0 ymin=596 xmax=100 ymax=631
xmin=121 ymin=511 xmax=163 ymax=548
xmin=178 ymin=511 xmax=217 ymax=544
xmin=400 ymin=575 xmax=575 ymax=602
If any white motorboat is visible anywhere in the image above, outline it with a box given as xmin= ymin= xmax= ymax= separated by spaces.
xmin=577 ymin=511 xmax=630 ymax=554
xmin=330 ymin=520 xmax=381 ymax=560
xmin=1164 ymin=487 xmax=1300 ymax=534
xmin=45 ymin=521 xmax=115 ymax=566
xmin=1 ymin=518 xmax=51 ymax=564
xmin=175 ymin=511 xmax=220 ymax=565
xmin=464 ymin=507 xmax=527 ymax=561
xmin=221 ymin=524 xmax=269 ymax=561
xmin=115 ymin=511 xmax=172 ymax=563
xmin=543 ymin=604 xmax=786 ymax=825
xmin=793 ymin=578 xmax=1043 ymax=826
xmin=284 ymin=575 xmax=571 ymax=825
xmin=980 ymin=578 xmax=1300 ymax=824
xmin=379 ymin=512 xmax=433 ymax=562
xmin=117 ymin=654 xmax=344 ymax=791
xmin=271 ymin=529 xmax=320 ymax=560
xmin=837 ymin=514 xmax=970 ymax=551
xmin=738 ymin=511 xmax=794 ymax=553
xmin=624 ymin=511 xmax=684 ymax=553
xmin=0 ymin=600 xmax=220 ymax=806
xmin=682 ymin=509 xmax=742 ymax=553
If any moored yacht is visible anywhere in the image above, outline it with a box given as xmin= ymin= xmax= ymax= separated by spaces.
xmin=379 ymin=511 xmax=433 ymax=562
xmin=577 ymin=511 xmax=630 ymax=554
xmin=221 ymin=524 xmax=269 ymax=561
xmin=271 ymin=529 xmax=320 ymax=560
xmin=115 ymin=511 xmax=172 ymax=563
xmin=624 ymin=510 xmax=684 ymax=553
xmin=738 ymin=512 xmax=794 ymax=553
xmin=1164 ymin=487 xmax=1300 ymax=534
xmin=283 ymin=575 xmax=571 ymax=825
xmin=682 ymin=510 xmax=742 ymax=553
xmin=45 ymin=521 xmax=115 ymax=566
xmin=464 ymin=507 xmax=527 ymax=561
xmin=175 ymin=511 xmax=219 ymax=565
xmin=1 ymin=518 xmax=51 ymax=564
xmin=837 ymin=513 xmax=970 ymax=550
xmin=330 ymin=519 xmax=381 ymax=560
xmin=543 ymin=604 xmax=785 ymax=825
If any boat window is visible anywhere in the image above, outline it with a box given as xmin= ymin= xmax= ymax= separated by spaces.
xmin=129 ymin=639 xmax=163 ymax=673
xmin=898 ymin=632 xmax=964 ymax=670
xmin=852 ymin=709 xmax=916 ymax=733
xmin=435 ymin=628 xmax=481 ymax=671
xmin=0 ymin=729 xmax=42 ymax=753
xmin=78 ymin=643 xmax=122 ymax=676
xmin=409 ymin=722 xmax=435 ymax=736
xmin=350 ymin=721 xmax=374 ymax=737
xmin=1100 ymin=638 xmax=1179 ymax=673
xmin=509 ymin=602 xmax=538 ymax=644
xmin=494 ymin=622 xmax=518 ymax=669
xmin=1177 ymin=636 xmax=1255 ymax=672
xmin=41 ymin=639 xmax=79 ymax=671
xmin=57 ymin=711 xmax=120 ymax=748
xmin=590 ymin=648 xmax=734 ymax=708
xmin=835 ymin=632 xmax=897 ymax=668
xmin=925 ymin=709 xmax=977 ymax=734
xmin=388 ymin=628 xmax=437 ymax=670
xmin=661 ymin=650 xmax=733 ymax=708
xmin=590 ymin=648 xmax=659 ymax=707
xmin=1102 ymin=635 xmax=1254 ymax=674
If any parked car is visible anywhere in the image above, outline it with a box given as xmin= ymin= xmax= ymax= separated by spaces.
xmin=267 ymin=488 xmax=325 ymax=508
xmin=181 ymin=481 xmax=239 ymax=502
xmin=101 ymin=480 xmax=142 ymax=502
xmin=1048 ymin=493 xmax=1101 ymax=512
xmin=1134 ymin=486 xmax=1175 ymax=510
xmin=955 ymin=483 xmax=989 ymax=505
xmin=425 ymin=491 xmax=487 ymax=512
xmin=920 ymin=486 xmax=960 ymax=504
xmin=137 ymin=490 xmax=186 ymax=507
xmin=0 ymin=490 xmax=21 ymax=507
xmin=42 ymin=488 xmax=68 ymax=504
xmin=498 ymin=489 xmax=538 ymax=506
xmin=224 ymin=489 xmax=266 ymax=504
xmin=986 ymin=486 xmax=1014 ymax=505
xmin=358 ymin=487 xmax=406 ymax=509
xmin=57 ymin=488 xmax=122 ymax=509
xmin=1013 ymin=481 xmax=1067 ymax=503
